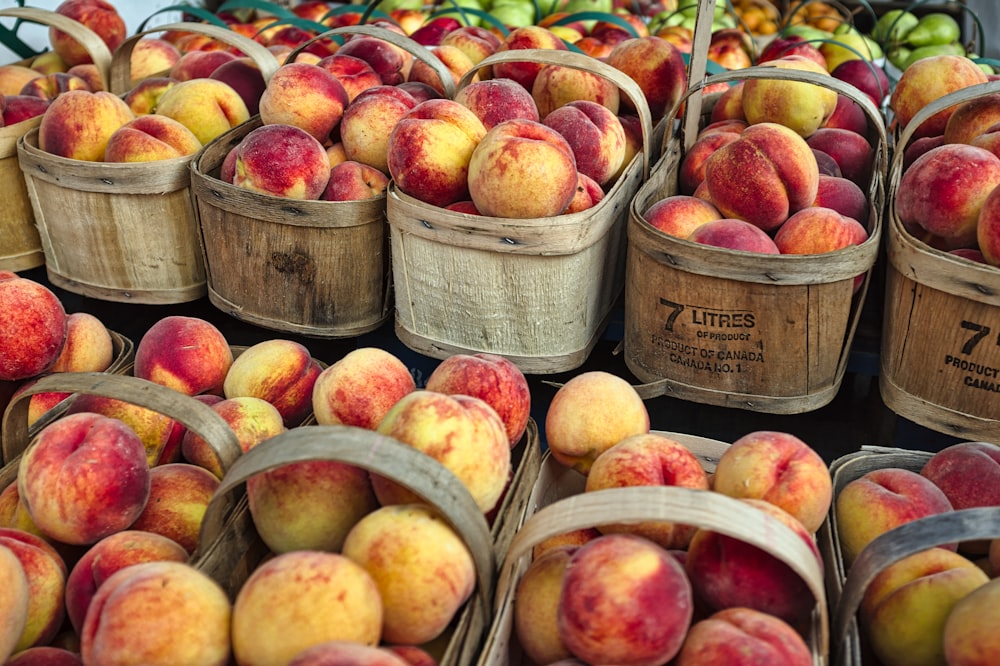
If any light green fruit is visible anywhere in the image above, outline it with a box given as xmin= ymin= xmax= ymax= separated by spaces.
xmin=488 ymin=0 xmax=536 ymax=27
xmin=901 ymin=41 xmax=967 ymax=70
xmin=872 ymin=9 xmax=919 ymax=44
xmin=887 ymin=45 xmax=911 ymax=70
xmin=559 ymin=0 xmax=613 ymax=16
xmin=906 ymin=12 xmax=961 ymax=48
xmin=781 ymin=24 xmax=832 ymax=42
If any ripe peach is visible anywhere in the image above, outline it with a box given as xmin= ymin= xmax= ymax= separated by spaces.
xmin=704 ymin=122 xmax=820 ymax=232
xmin=18 ymin=71 xmax=91 ymax=101
xmin=288 ymin=642 xmax=410 ymax=666
xmin=531 ymin=63 xmax=621 ymax=118
xmin=585 ymin=433 xmax=710 ymax=549
xmin=823 ymin=93 xmax=871 ymax=138
xmin=0 ymin=486 xmax=43 ymax=539
xmin=18 ymin=412 xmax=150 ymax=545
xmin=455 ymin=77 xmax=540 ymax=130
xmin=0 ymin=65 xmax=42 ymax=96
xmin=742 ymin=55 xmax=839 ymax=138
xmin=0 ymin=544 xmax=29 ymax=663
xmin=545 ymin=370 xmax=650 ymax=475
xmin=181 ymin=396 xmax=285 ymax=477
xmin=468 ymin=118 xmax=578 ymax=218
xmin=120 ymin=76 xmax=177 ymax=116
xmin=676 ymin=607 xmax=812 ymax=666
xmin=805 ymin=127 xmax=874 ymax=188
xmin=128 ymin=37 xmax=182 ymax=81
xmin=209 ymin=57 xmax=268 ymax=116
xmin=688 ymin=218 xmax=781 ymax=254
xmin=336 ymin=35 xmax=408 ymax=87
xmin=47 ymin=312 xmax=112 ymax=374
xmin=543 ymin=100 xmax=626 ymax=187
xmin=943 ymin=575 xmax=1000 ymax=665
xmin=37 ymin=89 xmax=134 ymax=161
xmin=169 ymin=49 xmax=237 ymax=82
xmin=80 ymin=561 xmax=232 ymax=666
xmin=492 ymin=26 xmax=569 ymax=90
xmin=605 ymin=35 xmax=687 ymax=120
xmin=155 ymin=77 xmax=250 ymax=145
xmin=0 ymin=528 xmax=66 ymax=652
xmin=259 ymin=62 xmax=349 ymax=143
xmin=774 ymin=206 xmax=869 ymax=256
xmin=5 ymin=646 xmax=83 ymax=665
xmin=533 ymin=527 xmax=603 ymax=560
xmin=424 ymin=352 xmax=531 ymax=446
xmin=317 ymin=53 xmax=382 ymax=102
xmin=64 ymin=530 xmax=188 ymax=635
xmin=813 ymin=174 xmax=869 ymax=223
xmin=0 ymin=273 xmax=67 ymax=381
xmin=223 ymin=339 xmax=322 ymax=427
xmin=890 ymin=54 xmax=989 ymax=139
xmin=2 ymin=95 xmax=50 ymax=126
xmin=134 ymin=315 xmax=233 ymax=397
xmin=978 ymin=184 xmax=1000 ymax=267
xmin=678 ymin=131 xmax=740 ymax=195
xmin=66 ymin=393 xmax=184 ymax=467
xmin=103 ymin=114 xmax=203 ymax=162
xmin=439 ymin=24 xmax=501 ymax=66
xmin=231 ymin=551 xmax=383 ymax=665
xmin=559 ymin=533 xmax=693 ymax=664
xmin=565 ymin=171 xmax=605 ymax=214
xmin=407 ymin=44 xmax=474 ymax=97
xmin=375 ymin=390 xmax=511 ymax=513
xmin=831 ymin=58 xmax=889 ymax=105
xmin=383 ymin=646 xmax=436 ymax=666
xmin=312 ymin=347 xmax=415 ymax=430
xmin=127 ymin=463 xmax=220 ymax=554
xmin=322 ymin=160 xmax=390 ymax=201
xmin=339 ymin=85 xmax=418 ymax=174
xmin=29 ymin=51 xmax=68 ymax=76
xmin=514 ymin=545 xmax=577 ymax=664
xmin=234 ymin=123 xmax=331 ymax=200
xmin=49 ymin=0 xmax=126 ymax=67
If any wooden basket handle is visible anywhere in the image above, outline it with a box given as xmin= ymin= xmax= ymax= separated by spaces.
xmin=0 ymin=7 xmax=113 ymax=90
xmin=1 ymin=372 xmax=242 ymax=473
xmin=109 ymin=21 xmax=281 ymax=95
xmin=455 ymin=47 xmax=654 ymax=181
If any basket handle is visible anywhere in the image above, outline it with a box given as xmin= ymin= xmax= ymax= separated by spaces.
xmin=454 ymin=47 xmax=654 ymax=181
xmin=108 ymin=21 xmax=282 ymax=95
xmin=498 ymin=484 xmax=829 ymax=661
xmin=0 ymin=7 xmax=113 ymax=90
xmin=191 ymin=424 xmax=495 ymax=625
xmin=1 ymin=371 xmax=242 ymax=472
xmin=285 ymin=24 xmax=457 ymax=99
xmin=831 ymin=507 xmax=1000 ymax=666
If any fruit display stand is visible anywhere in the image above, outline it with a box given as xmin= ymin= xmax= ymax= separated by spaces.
xmin=880 ymin=80 xmax=1000 ymax=443
xmin=0 ymin=6 xmax=112 ymax=273
xmin=15 ymin=21 xmax=279 ymax=305
xmin=624 ymin=62 xmax=887 ymax=414
xmin=188 ymin=25 xmax=453 ymax=338
xmin=477 ymin=432 xmax=830 ymax=665
xmin=386 ymin=48 xmax=653 ymax=374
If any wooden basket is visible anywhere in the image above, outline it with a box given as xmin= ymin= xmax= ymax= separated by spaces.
xmin=880 ymin=79 xmax=1000 ymax=442
xmin=0 ymin=7 xmax=112 ymax=273
xmin=625 ymin=62 xmax=887 ymax=414
xmin=16 ymin=22 xmax=278 ymax=305
xmin=189 ymin=424 xmax=502 ymax=665
xmin=387 ymin=48 xmax=654 ymax=374
xmin=477 ymin=431 xmax=830 ymax=665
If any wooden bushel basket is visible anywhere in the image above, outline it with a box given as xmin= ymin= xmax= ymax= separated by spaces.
xmin=625 ymin=64 xmax=887 ymax=414
xmin=387 ymin=48 xmax=653 ymax=374
xmin=477 ymin=432 xmax=830 ymax=666
xmin=881 ymin=80 xmax=1000 ymax=442
xmin=0 ymin=7 xmax=113 ymax=272
xmin=15 ymin=22 xmax=278 ymax=304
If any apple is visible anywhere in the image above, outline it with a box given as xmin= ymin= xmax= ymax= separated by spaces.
xmin=316 ymin=53 xmax=383 ymax=102
xmin=80 ymin=561 xmax=232 ymax=666
xmin=169 ymin=49 xmax=238 ymax=82
xmin=605 ymin=35 xmax=687 ymax=120
xmin=492 ymin=26 xmax=569 ymax=91
xmin=813 ymin=174 xmax=869 ymax=222
xmin=154 ymin=77 xmax=251 ymax=145
xmin=312 ymin=347 xmax=416 ymax=430
xmin=409 ymin=16 xmax=461 ymax=47
xmin=531 ymin=63 xmax=621 ymax=119
xmin=46 ymin=312 xmax=113 ymax=374
xmin=835 ymin=467 xmax=956 ymax=566
xmin=831 ymin=58 xmax=889 ymax=105
xmin=120 ymin=76 xmax=177 ymax=116
xmin=0 ymin=273 xmax=67 ymax=381
xmin=231 ymin=551 xmax=383 ymax=665
xmin=424 ymin=352 xmax=531 ymax=446
xmin=233 ymin=123 xmax=331 ymax=200
xmin=223 ymin=338 xmax=322 ymax=428
xmin=259 ymin=61 xmax=349 ymax=143
xmin=823 ymin=94 xmax=871 ymax=138
xmin=288 ymin=642 xmax=411 ymax=666
xmin=757 ymin=34 xmax=827 ymax=69
xmin=774 ymin=206 xmax=869 ymax=257
xmin=742 ymin=55 xmax=838 ymax=138
xmin=455 ymin=77 xmax=540 ymax=130
xmin=103 ymin=114 xmax=203 ymax=162
xmin=49 ymin=0 xmax=126 ymax=67
xmin=675 ymin=606 xmax=813 ymax=665
xmin=545 ymin=370 xmax=650 ymax=475
xmin=37 ymin=89 xmax=134 ymax=161
xmin=339 ymin=84 xmax=418 ymax=174
xmin=687 ymin=219 xmax=781 ymax=254
xmin=890 ymin=55 xmax=989 ymax=140
xmin=64 ymin=529 xmax=188 ymax=635
xmin=128 ymin=37 xmax=182 ymax=82
xmin=0 ymin=65 xmax=42 ymax=96
xmin=943 ymin=575 xmax=1000 ymax=665
xmin=126 ymin=463 xmax=220 ymax=555
xmin=134 ymin=315 xmax=233 ymax=397
xmin=0 ymin=528 xmax=66 ymax=652
xmin=467 ymin=118 xmax=578 ymax=218
xmin=209 ymin=57 xmax=268 ymax=116
xmin=0 ymin=543 xmax=30 ymax=663
xmin=322 ymin=160 xmax=390 ymax=201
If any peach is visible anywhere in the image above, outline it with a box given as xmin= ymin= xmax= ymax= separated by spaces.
xmin=0 ymin=544 xmax=29 ymax=663
xmin=531 ymin=63 xmax=621 ymax=118
xmin=128 ymin=37 xmax=182 ymax=81
xmin=127 ymin=463 xmax=220 ymax=554
xmin=5 ymin=647 xmax=83 ymax=665
xmin=532 ymin=527 xmax=602 ymax=560
xmin=317 ymin=53 xmax=383 ymax=102
xmin=835 ymin=467 xmax=955 ymax=566
xmin=407 ymin=44 xmax=475 ymax=97
xmin=424 ymin=352 xmax=531 ymax=446
xmin=678 ymin=131 xmax=740 ymax=195
xmin=259 ymin=62 xmax=349 ymax=143
xmin=17 ymin=412 xmax=150 ymax=545
xmin=322 ymin=160 xmax=390 ymax=201
xmin=37 ymin=89 xmax=134 ymax=161
xmin=604 ymin=35 xmax=688 ymax=120
xmin=3 ymin=95 xmax=50 ymax=126
xmin=707 ymin=88 xmax=748 ymax=128
xmin=223 ymin=338 xmax=322 ymax=427
xmin=467 ymin=118 xmax=578 ymax=218
xmin=134 ymin=315 xmax=233 ymax=397
xmin=543 ymin=100 xmax=626 ymax=187
xmin=311 ymin=347 xmax=416 ymax=430
xmin=675 ymin=607 xmax=813 ymax=666
xmin=181 ymin=396 xmax=284 ymax=477
xmin=862 ymin=547 xmax=989 ymax=666
xmin=120 ymin=76 xmax=177 ymax=116
xmin=398 ymin=81 xmax=441 ymax=104
xmin=29 ymin=51 xmax=69 ymax=77
xmin=342 ymin=503 xmax=476 ymax=645
xmin=169 ymin=49 xmax=238 ymax=82
xmin=66 ymin=393 xmax=184 ymax=467
xmin=234 ymin=123 xmax=331 ymax=200
xmin=685 ymin=499 xmax=821 ymax=628
xmin=564 ymin=171 xmax=605 ymax=214
xmin=977 ymin=184 xmax=1000 ymax=267
xmin=757 ymin=34 xmax=827 ymax=69
xmin=545 ymin=370 xmax=649 ymax=475
xmin=339 ymin=84 xmax=418 ymax=174
xmin=890 ymin=54 xmax=989 ymax=139
xmin=231 ymin=551 xmax=383 ymax=665
xmin=386 ymin=98 xmax=487 ymax=208
xmin=805 ymin=127 xmax=874 ymax=188
xmin=288 ymin=642 xmax=410 ymax=666
xmin=897 ymin=143 xmax=1000 ymax=250
xmin=0 ymin=486 xmax=43 ymax=538
xmin=774 ymin=206 xmax=869 ymax=256
xmin=154 ymin=77 xmax=251 ymax=145
xmin=0 ymin=65 xmax=42 ymax=96
xmin=492 ymin=26 xmax=569 ymax=91
xmin=812 ymin=148 xmax=842 ymax=177
xmin=585 ymin=433 xmax=710 ymax=549
xmin=943 ymin=575 xmax=1000 ymax=665
xmin=455 ymin=77 xmax=539 ymax=130
xmin=209 ymin=57 xmax=268 ymax=116
xmin=374 ymin=390 xmax=511 ymax=513
xmin=64 ymin=529 xmax=188 ymax=635
xmin=0 ymin=273 xmax=67 ymax=381
xmin=920 ymin=443 xmax=1000 ymax=534
xmin=513 ymin=545 xmax=577 ymax=664
xmin=742 ymin=55 xmax=838 ymax=138
xmin=49 ymin=0 xmax=126 ymax=67
xmin=411 ymin=16 xmax=461 ymax=46
xmin=47 ymin=312 xmax=113 ymax=374
xmin=814 ymin=174 xmax=869 ymax=222
xmin=335 ymin=34 xmax=408 ymax=87
xmin=831 ymin=58 xmax=889 ymax=105
xmin=712 ymin=431 xmax=832 ymax=533
xmin=247 ymin=456 xmax=378 ymax=554
xmin=902 ymin=134 xmax=946 ymax=171
xmin=0 ymin=529 xmax=66 ymax=652
xmin=823 ymin=94 xmax=871 ymax=138
xmin=80 ymin=561 xmax=231 ymax=666
xmin=559 ymin=533 xmax=693 ymax=665
xmin=18 ymin=72 xmax=91 ymax=101
xmin=704 ymin=121 xmax=820 ymax=232
xmin=384 ymin=645 xmax=437 ymax=666
xmin=687 ymin=219 xmax=781 ymax=254
xmin=103 ymin=114 xmax=203 ymax=162
xmin=439 ymin=25 xmax=502 ymax=66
